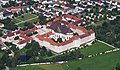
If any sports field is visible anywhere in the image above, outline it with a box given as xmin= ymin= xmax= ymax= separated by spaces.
xmin=13 ymin=13 xmax=39 ymax=25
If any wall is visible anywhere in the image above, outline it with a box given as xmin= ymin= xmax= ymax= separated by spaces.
xmin=34 ymin=33 xmax=95 ymax=53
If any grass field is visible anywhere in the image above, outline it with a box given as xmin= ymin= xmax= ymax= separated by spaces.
xmin=10 ymin=50 xmax=120 ymax=70
xmin=62 ymin=50 xmax=120 ymax=70
xmin=11 ymin=64 xmax=63 ymax=70
xmin=0 ymin=51 xmax=3 ymax=58
xmin=80 ymin=41 xmax=113 ymax=56
xmin=13 ymin=13 xmax=39 ymax=25
xmin=13 ymin=19 xmax=21 ymax=23
xmin=17 ymin=13 xmax=36 ymax=21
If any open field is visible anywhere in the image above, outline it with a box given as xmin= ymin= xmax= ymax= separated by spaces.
xmin=10 ymin=50 xmax=120 ymax=70
xmin=80 ymin=41 xmax=113 ymax=56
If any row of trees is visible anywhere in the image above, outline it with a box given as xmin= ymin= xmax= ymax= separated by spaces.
xmin=49 ymin=49 xmax=84 ymax=62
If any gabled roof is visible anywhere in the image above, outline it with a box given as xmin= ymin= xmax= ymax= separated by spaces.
xmin=7 ymin=6 xmax=22 ymax=13
xmin=50 ymin=21 xmax=73 ymax=34
xmin=17 ymin=34 xmax=32 ymax=45
xmin=3 ymin=10 xmax=13 ymax=17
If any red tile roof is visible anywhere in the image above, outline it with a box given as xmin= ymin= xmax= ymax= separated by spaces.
xmin=7 ymin=6 xmax=22 ymax=13
xmin=40 ymin=32 xmax=53 ymax=37
xmin=79 ymin=33 xmax=90 ymax=39
xmin=63 ymin=14 xmax=81 ymax=21
xmin=18 ymin=27 xmax=36 ymax=45
xmin=18 ymin=34 xmax=32 ymax=45
xmin=7 ymin=33 xmax=14 ymax=37
xmin=79 ymin=30 xmax=94 ymax=39
xmin=36 ymin=32 xmax=79 ymax=46
xmin=20 ymin=27 xmax=37 ymax=35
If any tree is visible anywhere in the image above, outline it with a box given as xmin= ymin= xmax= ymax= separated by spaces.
xmin=45 ymin=4 xmax=49 ymax=8
xmin=14 ymin=13 xmax=18 ymax=17
xmin=47 ymin=50 xmax=53 ymax=57
xmin=77 ymin=67 xmax=81 ymax=70
xmin=57 ymin=38 xmax=63 ymax=43
xmin=26 ymin=32 xmax=33 ymax=36
xmin=24 ymin=43 xmax=31 ymax=49
xmin=0 ymin=30 xmax=3 ymax=37
xmin=3 ymin=22 xmax=18 ymax=31
xmin=10 ymin=44 xmax=18 ymax=52
xmin=33 ymin=31 xmax=38 ymax=34
xmin=24 ymin=22 xmax=34 ymax=29
xmin=14 ymin=36 xmax=19 ymax=40
xmin=67 ymin=0 xmax=75 ymax=4
xmin=38 ymin=14 xmax=45 ymax=20
xmin=116 ymin=63 xmax=120 ymax=70
xmin=21 ymin=15 xmax=24 ymax=18
xmin=59 ymin=12 xmax=62 ymax=16
xmin=9 ymin=1 xmax=17 ymax=6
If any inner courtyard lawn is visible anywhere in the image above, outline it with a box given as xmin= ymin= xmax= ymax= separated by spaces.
xmin=10 ymin=50 xmax=120 ymax=70
xmin=80 ymin=41 xmax=113 ymax=56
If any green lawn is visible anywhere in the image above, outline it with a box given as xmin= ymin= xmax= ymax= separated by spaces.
xmin=18 ymin=47 xmax=32 ymax=55
xmin=62 ymin=50 xmax=120 ymax=70
xmin=80 ymin=41 xmax=113 ymax=56
xmin=12 ymin=19 xmax=22 ymax=23
xmin=11 ymin=66 xmax=45 ymax=70
xmin=11 ymin=64 xmax=63 ymax=70
xmin=13 ymin=13 xmax=39 ymax=25
xmin=17 ymin=13 xmax=37 ymax=21
xmin=28 ymin=17 xmax=39 ymax=23
xmin=0 ymin=51 xmax=4 ymax=58
xmin=10 ymin=50 xmax=120 ymax=70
